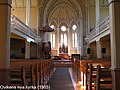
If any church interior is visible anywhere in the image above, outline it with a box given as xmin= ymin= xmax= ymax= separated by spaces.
xmin=0 ymin=0 xmax=120 ymax=90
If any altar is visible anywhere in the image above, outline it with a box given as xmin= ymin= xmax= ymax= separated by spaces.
xmin=59 ymin=53 xmax=69 ymax=59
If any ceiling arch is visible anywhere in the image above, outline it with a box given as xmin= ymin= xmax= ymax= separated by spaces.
xmin=47 ymin=0 xmax=79 ymax=15
xmin=59 ymin=21 xmax=68 ymax=29
xmin=41 ymin=0 xmax=86 ymax=27
xmin=49 ymin=20 xmax=58 ymax=28
xmin=70 ymin=20 xmax=78 ymax=27
xmin=49 ymin=3 xmax=78 ymax=25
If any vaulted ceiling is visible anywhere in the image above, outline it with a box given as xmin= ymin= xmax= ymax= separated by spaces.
xmin=12 ymin=0 xmax=86 ymax=27
xmin=11 ymin=0 xmax=109 ymax=28
xmin=12 ymin=0 xmax=108 ymax=8
xmin=12 ymin=0 xmax=87 ymax=19
xmin=38 ymin=0 xmax=87 ymax=26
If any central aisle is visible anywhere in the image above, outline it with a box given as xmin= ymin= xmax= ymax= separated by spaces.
xmin=47 ymin=67 xmax=74 ymax=90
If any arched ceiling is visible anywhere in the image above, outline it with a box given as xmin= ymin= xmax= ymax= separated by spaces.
xmin=49 ymin=3 xmax=78 ymax=25
xmin=12 ymin=0 xmax=87 ymax=27
xmin=41 ymin=0 xmax=87 ymax=26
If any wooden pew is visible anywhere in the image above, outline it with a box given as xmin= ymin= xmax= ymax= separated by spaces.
xmin=32 ymin=60 xmax=54 ymax=85
xmin=80 ymin=59 xmax=111 ymax=90
xmin=72 ymin=59 xmax=80 ymax=81
xmin=96 ymin=65 xmax=112 ymax=90
xmin=10 ymin=59 xmax=54 ymax=87
xmin=10 ymin=66 xmax=27 ymax=86
xmin=89 ymin=64 xmax=98 ymax=90
xmin=86 ymin=63 xmax=100 ymax=90
xmin=10 ymin=60 xmax=36 ymax=86
xmin=23 ymin=64 xmax=35 ymax=86
xmin=85 ymin=63 xmax=112 ymax=90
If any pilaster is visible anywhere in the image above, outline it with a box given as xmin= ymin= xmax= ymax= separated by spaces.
xmin=68 ymin=28 xmax=71 ymax=55
xmin=25 ymin=41 xmax=30 ymax=59
xmin=95 ymin=0 xmax=100 ymax=33
xmin=0 ymin=0 xmax=12 ymax=85
xmin=57 ymin=27 xmax=59 ymax=55
xmin=26 ymin=0 xmax=31 ymax=26
xmin=96 ymin=40 xmax=102 ymax=58
xmin=109 ymin=0 xmax=120 ymax=90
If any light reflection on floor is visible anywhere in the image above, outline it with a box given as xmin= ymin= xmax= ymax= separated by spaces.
xmin=68 ymin=68 xmax=86 ymax=90
xmin=54 ymin=60 xmax=86 ymax=90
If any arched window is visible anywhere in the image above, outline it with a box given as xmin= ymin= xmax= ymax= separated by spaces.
xmin=50 ymin=25 xmax=55 ymax=48
xmin=59 ymin=25 xmax=68 ymax=53
xmin=61 ymin=26 xmax=66 ymax=32
xmin=50 ymin=25 xmax=55 ymax=29
xmin=60 ymin=26 xmax=67 ymax=46
xmin=72 ymin=25 xmax=77 ymax=31
xmin=72 ymin=25 xmax=77 ymax=48
xmin=61 ymin=33 xmax=67 ymax=46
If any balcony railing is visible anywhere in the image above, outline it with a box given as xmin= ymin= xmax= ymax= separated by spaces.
xmin=88 ymin=16 xmax=110 ymax=40
xmin=11 ymin=14 xmax=40 ymax=42
xmin=89 ymin=28 xmax=96 ymax=39
xmin=99 ymin=16 xmax=110 ymax=32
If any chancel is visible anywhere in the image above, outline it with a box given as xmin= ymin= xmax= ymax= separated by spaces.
xmin=0 ymin=0 xmax=120 ymax=90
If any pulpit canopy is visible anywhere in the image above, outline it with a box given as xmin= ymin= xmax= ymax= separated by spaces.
xmin=39 ymin=17 xmax=54 ymax=32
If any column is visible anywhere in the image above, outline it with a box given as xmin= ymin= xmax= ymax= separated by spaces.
xmin=25 ymin=41 xmax=30 ymax=59
xmin=80 ymin=18 xmax=83 ymax=56
xmin=57 ymin=27 xmax=59 ymax=55
xmin=87 ymin=0 xmax=90 ymax=34
xmin=44 ymin=32 xmax=48 ymax=42
xmin=95 ymin=0 xmax=100 ymax=33
xmin=26 ymin=0 xmax=31 ymax=26
xmin=109 ymin=0 xmax=120 ymax=90
xmin=96 ymin=40 xmax=102 ymax=58
xmin=36 ymin=42 xmax=40 ymax=59
xmin=37 ymin=0 xmax=40 ymax=34
xmin=0 ymin=0 xmax=12 ymax=84
xmin=77 ymin=27 xmax=80 ymax=54
xmin=68 ymin=28 xmax=71 ymax=55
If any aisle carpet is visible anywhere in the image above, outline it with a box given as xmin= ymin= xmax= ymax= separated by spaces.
xmin=47 ymin=67 xmax=74 ymax=90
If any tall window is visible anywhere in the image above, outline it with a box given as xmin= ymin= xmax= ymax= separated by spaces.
xmin=61 ymin=34 xmax=67 ymax=46
xmin=50 ymin=25 xmax=55 ymax=48
xmin=60 ymin=26 xmax=67 ymax=46
xmin=72 ymin=25 xmax=77 ymax=48
xmin=72 ymin=33 xmax=77 ymax=48
xmin=50 ymin=33 xmax=55 ymax=48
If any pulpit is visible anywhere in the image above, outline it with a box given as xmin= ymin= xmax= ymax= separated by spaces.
xmin=42 ymin=41 xmax=51 ymax=59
